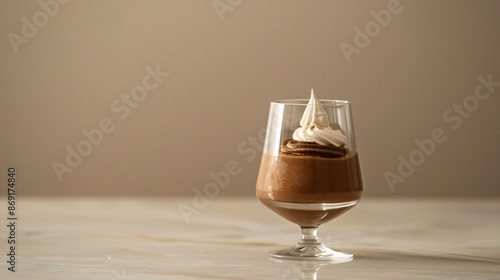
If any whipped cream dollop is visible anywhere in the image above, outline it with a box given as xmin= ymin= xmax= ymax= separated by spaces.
xmin=292 ymin=90 xmax=347 ymax=147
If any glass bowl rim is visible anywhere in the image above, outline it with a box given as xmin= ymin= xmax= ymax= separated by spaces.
xmin=271 ymin=99 xmax=351 ymax=107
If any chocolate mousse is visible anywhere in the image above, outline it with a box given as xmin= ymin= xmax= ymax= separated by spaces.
xmin=256 ymin=145 xmax=362 ymax=227
xmin=256 ymin=91 xmax=363 ymax=227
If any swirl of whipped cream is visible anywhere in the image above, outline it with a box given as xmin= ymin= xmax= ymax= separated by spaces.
xmin=293 ymin=126 xmax=347 ymax=146
xmin=292 ymin=90 xmax=347 ymax=147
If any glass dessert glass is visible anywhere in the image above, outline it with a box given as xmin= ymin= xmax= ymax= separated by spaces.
xmin=256 ymin=96 xmax=363 ymax=261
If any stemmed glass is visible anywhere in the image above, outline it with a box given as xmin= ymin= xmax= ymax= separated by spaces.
xmin=256 ymin=97 xmax=363 ymax=261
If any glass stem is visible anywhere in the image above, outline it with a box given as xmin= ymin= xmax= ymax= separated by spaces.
xmin=298 ymin=227 xmax=321 ymax=246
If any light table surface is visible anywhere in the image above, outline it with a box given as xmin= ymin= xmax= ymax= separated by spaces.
xmin=0 ymin=197 xmax=499 ymax=279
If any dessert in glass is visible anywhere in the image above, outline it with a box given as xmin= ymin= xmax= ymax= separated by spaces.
xmin=256 ymin=90 xmax=363 ymax=261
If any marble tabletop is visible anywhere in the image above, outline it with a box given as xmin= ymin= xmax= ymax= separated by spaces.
xmin=0 ymin=197 xmax=499 ymax=279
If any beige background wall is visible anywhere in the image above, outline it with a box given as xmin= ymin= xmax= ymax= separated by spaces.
xmin=1 ymin=0 xmax=499 ymax=197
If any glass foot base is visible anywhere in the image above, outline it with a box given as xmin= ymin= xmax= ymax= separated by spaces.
xmin=269 ymin=243 xmax=353 ymax=261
